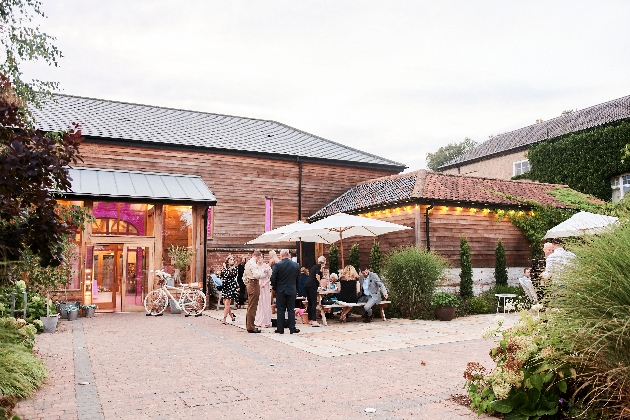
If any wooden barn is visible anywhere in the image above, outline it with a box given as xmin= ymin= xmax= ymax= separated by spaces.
xmin=34 ymin=94 xmax=405 ymax=310
xmin=309 ymin=170 xmax=573 ymax=291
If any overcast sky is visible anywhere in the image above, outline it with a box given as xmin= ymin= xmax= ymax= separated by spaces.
xmin=20 ymin=0 xmax=630 ymax=171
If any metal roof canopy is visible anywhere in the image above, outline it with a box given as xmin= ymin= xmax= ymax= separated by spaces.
xmin=63 ymin=167 xmax=216 ymax=205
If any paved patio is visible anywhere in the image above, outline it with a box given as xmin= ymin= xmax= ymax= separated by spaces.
xmin=15 ymin=310 xmax=515 ymax=419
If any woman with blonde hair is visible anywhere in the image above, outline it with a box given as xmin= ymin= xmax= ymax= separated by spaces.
xmin=338 ymin=264 xmax=360 ymax=322
xmin=255 ymin=250 xmax=276 ymax=328
xmin=219 ymin=255 xmax=239 ymax=324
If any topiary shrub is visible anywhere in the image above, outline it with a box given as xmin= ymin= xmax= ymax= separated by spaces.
xmin=328 ymin=244 xmax=339 ymax=275
xmin=369 ymin=241 xmax=381 ymax=274
xmin=459 ymin=236 xmax=473 ymax=299
xmin=348 ymin=243 xmax=360 ymax=271
xmin=494 ymin=239 xmax=508 ymax=287
xmin=382 ymin=246 xmax=448 ymax=319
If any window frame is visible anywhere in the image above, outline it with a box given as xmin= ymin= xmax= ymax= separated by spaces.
xmin=513 ymin=159 xmax=530 ymax=176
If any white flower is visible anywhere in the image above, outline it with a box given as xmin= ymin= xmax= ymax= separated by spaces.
xmin=494 ymin=315 xmax=505 ymax=326
xmin=31 ymin=295 xmax=41 ymax=302
xmin=15 ymin=280 xmax=26 ymax=291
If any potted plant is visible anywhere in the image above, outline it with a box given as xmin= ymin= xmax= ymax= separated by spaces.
xmin=431 ymin=291 xmax=459 ymax=321
xmin=82 ymin=304 xmax=98 ymax=318
xmin=167 ymin=245 xmax=194 ymax=284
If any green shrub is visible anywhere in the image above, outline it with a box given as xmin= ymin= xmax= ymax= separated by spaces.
xmin=0 ymin=319 xmax=48 ymax=399
xmin=465 ymin=296 xmax=491 ymax=314
xmin=369 ymin=241 xmax=381 ymax=274
xmin=348 ymin=243 xmax=360 ymax=270
xmin=382 ymin=247 xmax=448 ymax=319
xmin=431 ymin=292 xmax=459 ymax=308
xmin=328 ymin=244 xmax=339 ymax=274
xmin=494 ymin=239 xmax=508 ymax=287
xmin=547 ymin=223 xmax=630 ymax=417
xmin=459 ymin=236 xmax=473 ymax=299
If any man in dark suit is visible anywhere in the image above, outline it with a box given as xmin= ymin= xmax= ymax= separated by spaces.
xmin=270 ymin=249 xmax=301 ymax=334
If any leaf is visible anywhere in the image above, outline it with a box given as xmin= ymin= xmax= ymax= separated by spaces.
xmin=529 ymin=374 xmax=543 ymax=390
xmin=491 ymin=399 xmax=514 ymax=414
xmin=557 ymin=380 xmax=567 ymax=393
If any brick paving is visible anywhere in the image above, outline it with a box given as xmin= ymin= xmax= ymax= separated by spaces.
xmin=14 ymin=311 xmax=514 ymax=419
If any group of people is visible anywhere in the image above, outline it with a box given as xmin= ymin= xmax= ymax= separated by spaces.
xmin=304 ymin=256 xmax=388 ymax=326
xmin=214 ymin=249 xmax=302 ymax=334
xmin=211 ymin=250 xmax=389 ymax=333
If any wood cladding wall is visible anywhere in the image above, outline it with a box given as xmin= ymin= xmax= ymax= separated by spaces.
xmin=78 ymin=142 xmax=399 ymax=251
xmin=320 ymin=205 xmax=531 ymax=272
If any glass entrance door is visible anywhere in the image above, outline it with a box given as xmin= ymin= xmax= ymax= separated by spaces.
xmin=93 ymin=244 xmax=123 ymax=310
xmin=122 ymin=244 xmax=153 ymax=311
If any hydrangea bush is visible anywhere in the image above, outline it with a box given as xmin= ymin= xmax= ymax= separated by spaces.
xmin=465 ymin=312 xmax=575 ymax=418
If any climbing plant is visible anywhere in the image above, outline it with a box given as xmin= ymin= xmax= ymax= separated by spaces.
xmin=514 ymin=119 xmax=630 ymax=200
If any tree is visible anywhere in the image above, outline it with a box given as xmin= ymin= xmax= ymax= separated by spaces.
xmin=348 ymin=243 xmax=360 ymax=270
xmin=459 ymin=236 xmax=473 ymax=299
xmin=0 ymin=80 xmax=83 ymax=269
xmin=327 ymin=244 xmax=339 ymax=275
xmin=494 ymin=239 xmax=508 ymax=287
xmin=426 ymin=137 xmax=477 ymax=171
xmin=0 ymin=0 xmax=62 ymax=110
xmin=369 ymin=240 xmax=381 ymax=274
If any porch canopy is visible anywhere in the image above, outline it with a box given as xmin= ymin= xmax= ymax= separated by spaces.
xmin=64 ymin=167 xmax=216 ymax=205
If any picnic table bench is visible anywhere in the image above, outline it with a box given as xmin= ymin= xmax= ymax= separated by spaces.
xmin=321 ymin=300 xmax=391 ymax=322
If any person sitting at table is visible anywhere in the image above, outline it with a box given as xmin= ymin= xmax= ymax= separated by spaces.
xmin=359 ymin=265 xmax=388 ymax=323
xmin=305 ymin=256 xmax=326 ymax=327
xmin=337 ymin=265 xmax=360 ymax=322
xmin=299 ymin=267 xmax=309 ymax=297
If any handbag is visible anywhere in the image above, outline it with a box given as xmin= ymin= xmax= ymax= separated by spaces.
xmin=321 ymin=298 xmax=334 ymax=306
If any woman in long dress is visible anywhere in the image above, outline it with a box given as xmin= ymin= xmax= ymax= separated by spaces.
xmin=255 ymin=250 xmax=276 ymax=328
xmin=220 ymin=255 xmax=239 ymax=324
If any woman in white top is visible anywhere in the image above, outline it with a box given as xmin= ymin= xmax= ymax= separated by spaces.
xmin=255 ymin=250 xmax=276 ymax=328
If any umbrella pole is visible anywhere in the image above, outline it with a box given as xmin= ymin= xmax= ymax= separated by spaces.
xmin=299 ymin=240 xmax=303 ymax=267
xmin=339 ymin=232 xmax=344 ymax=269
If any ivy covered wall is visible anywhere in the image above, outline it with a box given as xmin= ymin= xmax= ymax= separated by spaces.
xmin=515 ymin=119 xmax=630 ymax=200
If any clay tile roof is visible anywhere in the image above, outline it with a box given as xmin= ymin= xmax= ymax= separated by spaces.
xmin=309 ymin=170 xmax=580 ymax=219
xmin=31 ymin=94 xmax=405 ymax=170
xmin=440 ymin=94 xmax=630 ymax=169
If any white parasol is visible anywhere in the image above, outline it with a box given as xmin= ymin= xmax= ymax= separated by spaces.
xmin=543 ymin=211 xmax=619 ymax=239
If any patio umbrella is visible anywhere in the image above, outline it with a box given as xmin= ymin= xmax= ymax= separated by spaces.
xmin=245 ymin=221 xmax=311 ymax=244
xmin=277 ymin=212 xmax=411 ymax=267
xmin=543 ymin=211 xmax=619 ymax=239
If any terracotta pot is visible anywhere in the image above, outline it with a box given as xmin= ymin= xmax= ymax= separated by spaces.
xmin=301 ymin=313 xmax=309 ymax=324
xmin=434 ymin=306 xmax=456 ymax=321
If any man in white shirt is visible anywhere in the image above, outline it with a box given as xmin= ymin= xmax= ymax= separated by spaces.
xmin=541 ymin=240 xmax=576 ymax=281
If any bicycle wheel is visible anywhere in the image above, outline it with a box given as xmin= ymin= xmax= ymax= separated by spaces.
xmin=144 ymin=290 xmax=168 ymax=315
xmin=181 ymin=290 xmax=206 ymax=316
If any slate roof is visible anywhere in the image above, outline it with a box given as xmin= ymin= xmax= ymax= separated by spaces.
xmin=31 ymin=94 xmax=405 ymax=170
xmin=309 ymin=170 xmax=577 ymax=219
xmin=440 ymin=94 xmax=630 ymax=169
xmin=66 ymin=167 xmax=216 ymax=204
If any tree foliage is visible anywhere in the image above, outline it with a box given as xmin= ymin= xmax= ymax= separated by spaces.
xmin=348 ymin=243 xmax=359 ymax=271
xmin=0 ymin=80 xmax=83 ymax=269
xmin=369 ymin=240 xmax=381 ymax=274
xmin=459 ymin=236 xmax=473 ymax=299
xmin=517 ymin=119 xmax=630 ymax=200
xmin=426 ymin=137 xmax=477 ymax=171
xmin=494 ymin=239 xmax=508 ymax=287
xmin=327 ymin=244 xmax=339 ymax=275
xmin=0 ymin=0 xmax=62 ymax=110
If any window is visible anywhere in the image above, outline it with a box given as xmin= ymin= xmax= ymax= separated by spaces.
xmin=611 ymin=173 xmax=630 ymax=202
xmin=265 ymin=198 xmax=273 ymax=232
xmin=513 ymin=160 xmax=530 ymax=176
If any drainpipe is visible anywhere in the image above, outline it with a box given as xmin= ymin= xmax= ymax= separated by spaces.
xmin=297 ymin=157 xmax=302 ymax=220
xmin=425 ymin=204 xmax=433 ymax=251
xmin=202 ymin=206 xmax=208 ymax=295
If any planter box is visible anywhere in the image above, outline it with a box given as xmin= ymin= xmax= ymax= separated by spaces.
xmin=41 ymin=315 xmax=59 ymax=333
xmin=434 ymin=306 xmax=456 ymax=321
xmin=68 ymin=309 xmax=79 ymax=321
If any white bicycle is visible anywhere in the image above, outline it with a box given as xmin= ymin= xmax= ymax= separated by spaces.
xmin=144 ymin=279 xmax=206 ymax=317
